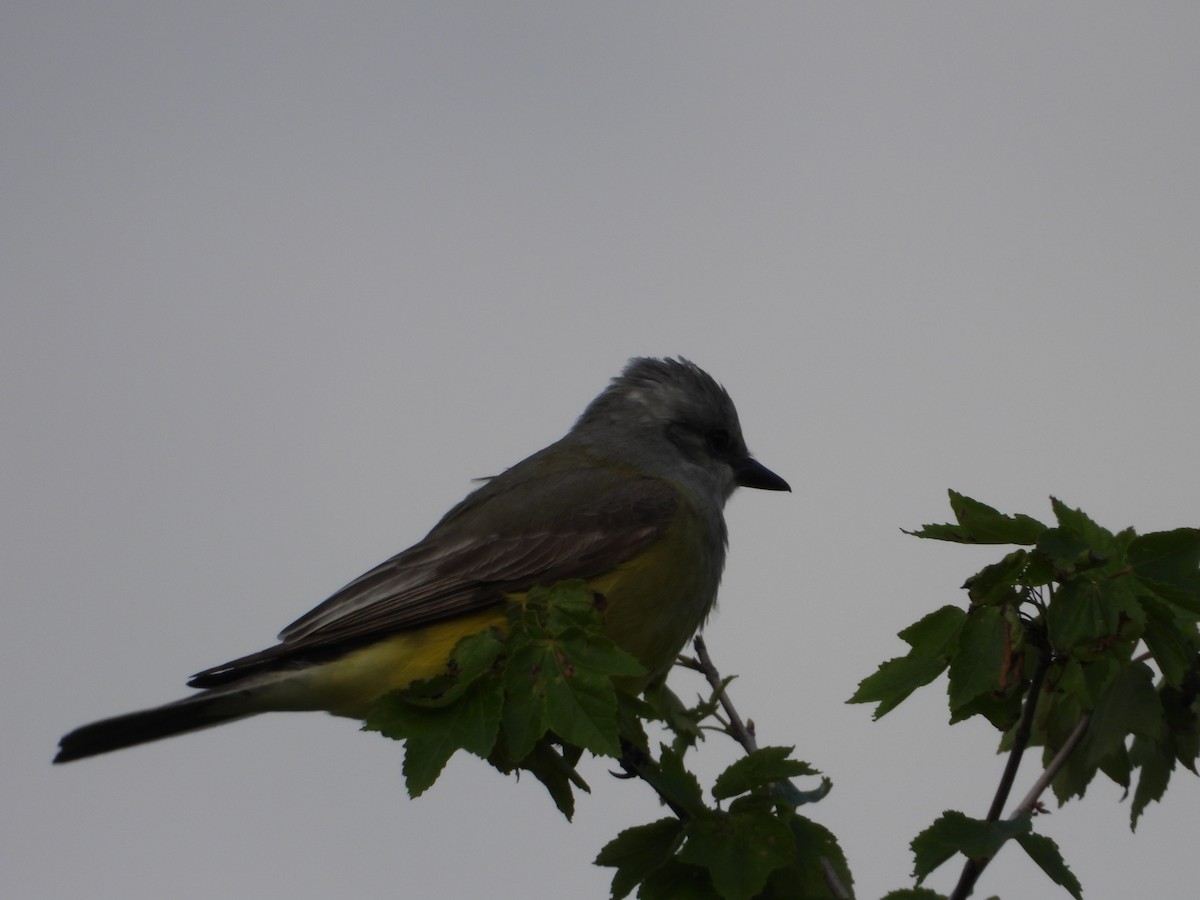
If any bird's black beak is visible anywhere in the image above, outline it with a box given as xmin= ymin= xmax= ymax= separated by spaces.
xmin=735 ymin=458 xmax=791 ymax=492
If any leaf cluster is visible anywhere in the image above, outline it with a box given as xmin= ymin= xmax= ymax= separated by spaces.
xmin=365 ymin=580 xmax=847 ymax=898
xmin=852 ymin=492 xmax=1200 ymax=894
xmin=364 ymin=580 xmax=644 ymax=818
xmin=595 ymin=745 xmax=848 ymax=900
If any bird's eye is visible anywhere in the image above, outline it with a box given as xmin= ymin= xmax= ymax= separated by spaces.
xmin=706 ymin=428 xmax=732 ymax=456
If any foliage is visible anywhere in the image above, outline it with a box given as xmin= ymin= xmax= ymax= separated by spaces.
xmin=852 ymin=492 xmax=1200 ymax=897
xmin=366 ymin=493 xmax=1200 ymax=899
xmin=365 ymin=580 xmax=846 ymax=898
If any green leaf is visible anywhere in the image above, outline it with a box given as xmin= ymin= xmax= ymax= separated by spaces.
xmin=767 ymin=814 xmax=854 ymax=899
xmin=948 ymin=606 xmax=1008 ymax=711
xmin=906 ymin=491 xmax=1045 ymax=545
xmin=849 ymin=607 xmax=966 ymax=717
xmin=1084 ymin=661 xmax=1165 ymax=769
xmin=656 ymin=745 xmax=707 ymax=816
xmin=1130 ymin=529 xmax=1200 ymax=614
xmin=1050 ymin=498 xmax=1119 ymax=558
xmin=1129 ymin=734 xmax=1174 ymax=831
xmin=963 ymin=550 xmax=1027 ymax=606
xmin=492 ymin=736 xmax=588 ymax=820
xmin=594 ymin=818 xmax=684 ymax=900
xmin=502 ymin=627 xmax=642 ymax=760
xmin=950 ymin=491 xmax=1048 ymax=544
xmin=638 ymin=860 xmax=721 ymax=900
xmin=1014 ymin=831 xmax=1082 ymax=899
xmin=1140 ymin=596 xmax=1200 ymax=687
xmin=712 ymin=746 xmax=819 ymax=801
xmin=900 ymin=605 xmax=969 ymax=655
xmin=367 ymin=675 xmax=504 ymax=797
xmin=678 ymin=806 xmax=795 ymax=900
xmin=882 ymin=891 xmax=948 ymax=900
xmin=850 ymin=653 xmax=953 ymax=719
xmin=911 ymin=811 xmax=1031 ymax=882
xmin=1045 ymin=575 xmax=1140 ymax=653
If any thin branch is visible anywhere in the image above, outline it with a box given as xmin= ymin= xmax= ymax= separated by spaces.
xmin=1012 ymin=713 xmax=1091 ymax=816
xmin=692 ymin=634 xmax=758 ymax=753
xmin=689 ymin=636 xmax=851 ymax=900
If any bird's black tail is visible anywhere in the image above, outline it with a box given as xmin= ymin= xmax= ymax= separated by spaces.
xmin=54 ymin=691 xmax=256 ymax=763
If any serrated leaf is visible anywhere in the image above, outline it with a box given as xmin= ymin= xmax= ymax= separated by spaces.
xmin=380 ymin=677 xmax=504 ymax=796
xmin=964 ymin=551 xmax=1027 ymax=606
xmin=1014 ymin=831 xmax=1082 ymax=899
xmin=1140 ymin=596 xmax=1200 ymax=687
xmin=911 ymin=811 xmax=1031 ymax=882
xmin=762 ymin=814 xmax=854 ymax=899
xmin=657 ymin=745 xmax=707 ymax=814
xmin=502 ymin=628 xmax=641 ymax=760
xmin=1045 ymin=575 xmax=1140 ymax=652
xmin=882 ymin=891 xmax=949 ymax=900
xmin=850 ymin=653 xmax=952 ymax=718
xmin=850 ymin=607 xmax=965 ymax=717
xmin=1130 ymin=734 xmax=1174 ymax=830
xmin=1050 ymin=498 xmax=1119 ymax=558
xmin=948 ymin=606 xmax=1008 ymax=711
xmin=949 ymin=491 xmax=1047 ymax=544
xmin=1084 ymin=661 xmax=1165 ymax=769
xmin=595 ymin=818 xmax=684 ymax=900
xmin=1128 ymin=529 xmax=1200 ymax=614
xmin=678 ymin=807 xmax=795 ymax=900
xmin=638 ymin=860 xmax=721 ymax=900
xmin=494 ymin=736 xmax=588 ymax=820
xmin=712 ymin=746 xmax=818 ymax=801
xmin=899 ymin=606 xmax=969 ymax=655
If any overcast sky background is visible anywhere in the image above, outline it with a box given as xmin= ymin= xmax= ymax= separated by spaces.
xmin=4 ymin=4 xmax=1198 ymax=899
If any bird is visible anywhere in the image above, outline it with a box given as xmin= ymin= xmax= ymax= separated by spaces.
xmin=55 ymin=357 xmax=789 ymax=763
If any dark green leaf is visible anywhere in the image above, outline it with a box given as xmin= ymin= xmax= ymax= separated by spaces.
xmin=712 ymin=746 xmax=818 ymax=801
xmin=1140 ymin=596 xmax=1200 ymax=687
xmin=850 ymin=653 xmax=952 ymax=719
xmin=371 ymin=676 xmax=504 ymax=797
xmin=656 ymin=745 xmax=707 ymax=816
xmin=948 ymin=606 xmax=1008 ymax=711
xmin=638 ymin=860 xmax=721 ymax=900
xmin=1049 ymin=498 xmax=1119 ymax=559
xmin=899 ymin=606 xmax=969 ymax=655
xmin=911 ymin=811 xmax=1031 ymax=882
xmin=950 ymin=491 xmax=1047 ymax=544
xmin=850 ymin=607 xmax=966 ymax=717
xmin=1045 ymin=575 xmax=1140 ymax=653
xmin=595 ymin=818 xmax=684 ymax=900
xmin=907 ymin=492 xmax=1045 ymax=545
xmin=1084 ymin=661 xmax=1165 ymax=769
xmin=964 ymin=551 xmax=1027 ymax=606
xmin=1014 ymin=831 xmax=1082 ymax=899
xmin=678 ymin=807 xmax=795 ymax=900
xmin=770 ymin=815 xmax=854 ymax=899
xmin=882 ymin=891 xmax=948 ymax=900
xmin=1128 ymin=529 xmax=1200 ymax=614
xmin=1130 ymin=735 xmax=1174 ymax=831
xmin=503 ymin=628 xmax=642 ymax=760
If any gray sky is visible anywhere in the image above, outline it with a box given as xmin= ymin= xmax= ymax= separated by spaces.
xmin=4 ymin=4 xmax=1198 ymax=898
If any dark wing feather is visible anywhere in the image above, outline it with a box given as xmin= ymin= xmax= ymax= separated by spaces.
xmin=189 ymin=467 xmax=677 ymax=687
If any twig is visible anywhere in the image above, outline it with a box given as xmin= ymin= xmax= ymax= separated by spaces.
xmin=1012 ymin=713 xmax=1091 ymax=816
xmin=692 ymin=634 xmax=759 ymax=753
xmin=689 ymin=636 xmax=851 ymax=900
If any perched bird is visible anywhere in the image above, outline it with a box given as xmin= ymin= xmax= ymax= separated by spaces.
xmin=55 ymin=357 xmax=788 ymax=763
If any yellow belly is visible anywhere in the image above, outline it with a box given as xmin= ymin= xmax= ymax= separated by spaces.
xmin=303 ymin=510 xmax=717 ymax=717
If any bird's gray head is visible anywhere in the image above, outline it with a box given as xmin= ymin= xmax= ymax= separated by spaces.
xmin=571 ymin=357 xmax=790 ymax=500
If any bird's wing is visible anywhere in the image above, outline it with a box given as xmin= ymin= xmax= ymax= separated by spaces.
xmin=188 ymin=469 xmax=678 ymax=687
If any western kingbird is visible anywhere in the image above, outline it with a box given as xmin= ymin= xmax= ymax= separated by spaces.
xmin=55 ymin=357 xmax=788 ymax=763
